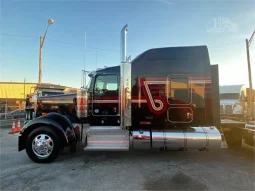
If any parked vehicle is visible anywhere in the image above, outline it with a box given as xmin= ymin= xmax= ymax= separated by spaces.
xmin=219 ymin=84 xmax=255 ymax=120
xmin=0 ymin=112 xmax=8 ymax=119
xmin=219 ymin=85 xmax=247 ymax=116
xmin=19 ymin=25 xmax=223 ymax=163
xmin=0 ymin=109 xmax=26 ymax=119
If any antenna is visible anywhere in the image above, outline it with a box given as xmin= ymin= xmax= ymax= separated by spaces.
xmin=81 ymin=70 xmax=90 ymax=88
xmin=84 ymin=32 xmax=86 ymax=70
xmin=81 ymin=32 xmax=88 ymax=88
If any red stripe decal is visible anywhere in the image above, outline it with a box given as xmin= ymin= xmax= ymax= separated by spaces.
xmin=88 ymin=140 xmax=129 ymax=144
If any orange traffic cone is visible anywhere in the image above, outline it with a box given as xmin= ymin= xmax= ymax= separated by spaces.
xmin=16 ymin=120 xmax=21 ymax=132
xmin=11 ymin=121 xmax=16 ymax=134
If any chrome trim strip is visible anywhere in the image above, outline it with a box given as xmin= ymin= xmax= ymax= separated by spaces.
xmin=41 ymin=100 xmax=73 ymax=104
xmin=87 ymin=126 xmax=122 ymax=130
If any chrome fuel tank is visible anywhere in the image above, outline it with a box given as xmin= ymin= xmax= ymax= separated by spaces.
xmin=132 ymin=126 xmax=221 ymax=150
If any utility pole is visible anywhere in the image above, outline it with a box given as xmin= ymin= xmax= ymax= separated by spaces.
xmin=39 ymin=36 xmax=43 ymax=84
xmin=246 ymin=30 xmax=255 ymax=119
xmin=24 ymin=78 xmax=26 ymax=109
xmin=38 ymin=19 xmax=54 ymax=84
xmin=5 ymin=90 xmax=7 ymax=120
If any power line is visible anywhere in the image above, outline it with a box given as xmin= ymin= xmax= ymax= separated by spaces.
xmin=0 ymin=33 xmax=246 ymax=51
xmin=45 ymin=38 xmax=120 ymax=52
xmin=45 ymin=38 xmax=84 ymax=47
xmin=0 ymin=33 xmax=39 ymax=39
xmin=0 ymin=33 xmax=120 ymax=51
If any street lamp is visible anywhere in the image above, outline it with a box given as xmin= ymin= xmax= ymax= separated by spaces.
xmin=5 ymin=89 xmax=8 ymax=120
xmin=38 ymin=18 xmax=54 ymax=84
xmin=246 ymin=30 xmax=255 ymax=119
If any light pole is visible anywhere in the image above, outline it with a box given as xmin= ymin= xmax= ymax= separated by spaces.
xmin=38 ymin=18 xmax=54 ymax=84
xmin=4 ymin=89 xmax=10 ymax=120
xmin=246 ymin=30 xmax=255 ymax=119
xmin=5 ymin=90 xmax=7 ymax=120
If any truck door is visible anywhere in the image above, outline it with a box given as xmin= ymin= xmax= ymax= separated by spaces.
xmin=167 ymin=75 xmax=193 ymax=123
xmin=92 ymin=74 xmax=119 ymax=116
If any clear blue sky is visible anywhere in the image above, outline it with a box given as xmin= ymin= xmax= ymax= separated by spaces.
xmin=0 ymin=0 xmax=254 ymax=88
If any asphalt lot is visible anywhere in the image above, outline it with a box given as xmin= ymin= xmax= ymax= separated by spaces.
xmin=0 ymin=122 xmax=254 ymax=191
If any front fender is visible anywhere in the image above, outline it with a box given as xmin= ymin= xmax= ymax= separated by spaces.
xmin=46 ymin=112 xmax=77 ymax=142
xmin=19 ymin=113 xmax=77 ymax=151
xmin=22 ymin=118 xmax=66 ymax=142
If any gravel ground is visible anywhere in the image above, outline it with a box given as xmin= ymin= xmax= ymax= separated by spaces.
xmin=0 ymin=126 xmax=254 ymax=191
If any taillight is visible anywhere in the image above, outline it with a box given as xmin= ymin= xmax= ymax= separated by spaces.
xmin=42 ymin=113 xmax=47 ymax=117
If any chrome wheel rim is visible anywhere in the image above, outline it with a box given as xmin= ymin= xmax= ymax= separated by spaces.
xmin=32 ymin=134 xmax=54 ymax=159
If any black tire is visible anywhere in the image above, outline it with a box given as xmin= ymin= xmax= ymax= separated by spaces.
xmin=225 ymin=131 xmax=242 ymax=148
xmin=26 ymin=126 xmax=61 ymax=163
xmin=69 ymin=144 xmax=76 ymax=154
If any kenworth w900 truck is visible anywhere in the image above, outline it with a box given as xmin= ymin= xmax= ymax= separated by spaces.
xmin=18 ymin=25 xmax=223 ymax=163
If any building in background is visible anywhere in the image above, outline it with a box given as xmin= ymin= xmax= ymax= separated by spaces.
xmin=0 ymin=82 xmax=37 ymax=112
xmin=0 ymin=82 xmax=76 ymax=112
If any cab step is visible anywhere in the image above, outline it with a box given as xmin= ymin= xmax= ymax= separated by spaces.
xmin=84 ymin=126 xmax=129 ymax=151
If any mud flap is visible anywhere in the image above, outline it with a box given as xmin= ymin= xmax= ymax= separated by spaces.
xmin=18 ymin=136 xmax=25 ymax=151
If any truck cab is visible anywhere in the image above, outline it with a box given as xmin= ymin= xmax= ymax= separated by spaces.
xmin=219 ymin=85 xmax=248 ymax=118
xmin=85 ymin=46 xmax=216 ymax=129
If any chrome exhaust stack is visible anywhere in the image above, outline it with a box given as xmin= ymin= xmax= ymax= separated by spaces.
xmin=120 ymin=24 xmax=128 ymax=62
xmin=132 ymin=126 xmax=222 ymax=150
xmin=120 ymin=24 xmax=132 ymax=129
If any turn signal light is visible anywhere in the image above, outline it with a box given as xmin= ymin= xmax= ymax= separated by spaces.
xmin=42 ymin=113 xmax=47 ymax=117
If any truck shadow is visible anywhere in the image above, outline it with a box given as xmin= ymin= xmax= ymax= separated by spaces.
xmin=59 ymin=143 xmax=254 ymax=164
xmin=55 ymin=145 xmax=254 ymax=191
xmin=143 ymin=172 xmax=208 ymax=191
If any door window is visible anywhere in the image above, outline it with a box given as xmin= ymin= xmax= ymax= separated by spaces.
xmin=93 ymin=74 xmax=119 ymax=116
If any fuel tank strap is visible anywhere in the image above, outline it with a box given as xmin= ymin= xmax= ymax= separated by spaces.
xmin=201 ymin=127 xmax=209 ymax=149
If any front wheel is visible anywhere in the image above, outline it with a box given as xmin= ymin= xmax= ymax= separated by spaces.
xmin=26 ymin=126 xmax=61 ymax=163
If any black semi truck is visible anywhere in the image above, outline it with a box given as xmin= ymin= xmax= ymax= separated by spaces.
xmin=18 ymin=25 xmax=224 ymax=163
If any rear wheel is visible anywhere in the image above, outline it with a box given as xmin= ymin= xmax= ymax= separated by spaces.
xmin=26 ymin=126 xmax=61 ymax=163
xmin=225 ymin=130 xmax=242 ymax=148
